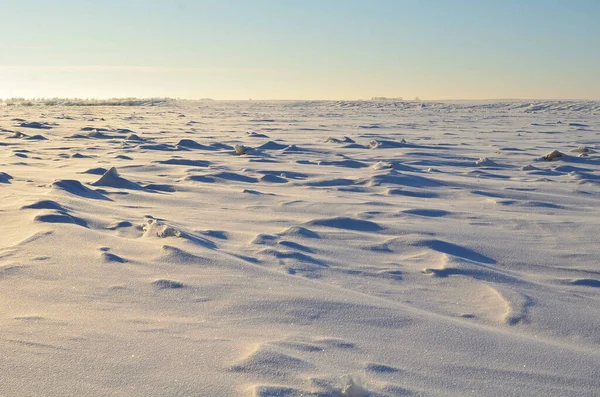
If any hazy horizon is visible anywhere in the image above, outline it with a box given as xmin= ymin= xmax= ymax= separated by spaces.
xmin=2 ymin=96 xmax=600 ymax=102
xmin=1 ymin=0 xmax=599 ymax=100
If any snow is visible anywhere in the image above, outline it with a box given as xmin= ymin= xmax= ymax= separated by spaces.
xmin=0 ymin=99 xmax=599 ymax=396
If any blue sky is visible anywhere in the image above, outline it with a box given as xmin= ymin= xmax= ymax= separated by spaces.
xmin=0 ymin=0 xmax=598 ymax=99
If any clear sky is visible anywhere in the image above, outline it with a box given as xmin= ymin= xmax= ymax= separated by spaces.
xmin=0 ymin=0 xmax=598 ymax=100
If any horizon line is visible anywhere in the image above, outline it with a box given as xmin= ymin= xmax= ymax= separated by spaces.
xmin=0 ymin=97 xmax=598 ymax=102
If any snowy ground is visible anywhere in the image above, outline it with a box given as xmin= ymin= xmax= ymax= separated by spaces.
xmin=1 ymin=100 xmax=599 ymax=396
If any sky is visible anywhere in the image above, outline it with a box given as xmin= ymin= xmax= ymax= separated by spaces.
xmin=0 ymin=0 xmax=598 ymax=100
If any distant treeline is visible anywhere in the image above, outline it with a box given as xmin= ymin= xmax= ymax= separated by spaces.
xmin=0 ymin=98 xmax=174 ymax=107
xmin=371 ymin=97 xmax=404 ymax=101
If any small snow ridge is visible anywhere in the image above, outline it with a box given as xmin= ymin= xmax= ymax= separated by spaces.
xmin=8 ymin=131 xmax=28 ymax=139
xmin=569 ymin=146 xmax=591 ymax=153
xmin=246 ymin=131 xmax=269 ymax=138
xmin=91 ymin=167 xmax=142 ymax=190
xmin=152 ymin=279 xmax=184 ymax=289
xmin=325 ymin=136 xmax=355 ymax=144
xmin=368 ymin=139 xmax=406 ymax=149
xmin=521 ymin=165 xmax=538 ymax=171
xmin=142 ymin=218 xmax=182 ymax=238
xmin=475 ymin=157 xmax=497 ymax=167
xmin=234 ymin=144 xmax=248 ymax=155
xmin=308 ymin=217 xmax=384 ymax=232
xmin=105 ymin=221 xmax=133 ymax=230
xmin=34 ymin=211 xmax=87 ymax=227
xmin=26 ymin=134 xmax=47 ymax=140
xmin=372 ymin=161 xmax=393 ymax=170
xmin=157 ymin=158 xmax=210 ymax=167
xmin=257 ymin=141 xmax=288 ymax=150
xmin=18 ymin=121 xmax=53 ymax=129
xmin=566 ymin=279 xmax=600 ymax=288
xmin=81 ymin=167 xmax=108 ymax=175
xmin=278 ymin=226 xmax=321 ymax=239
xmin=125 ymin=133 xmax=144 ymax=141
xmin=0 ymin=172 xmax=13 ymax=184
xmin=541 ymin=150 xmax=563 ymax=161
xmin=176 ymin=139 xmax=205 ymax=149
xmin=101 ymin=252 xmax=127 ymax=263
xmin=21 ymin=200 xmax=66 ymax=211
xmin=230 ymin=344 xmax=311 ymax=375
xmin=50 ymin=179 xmax=109 ymax=200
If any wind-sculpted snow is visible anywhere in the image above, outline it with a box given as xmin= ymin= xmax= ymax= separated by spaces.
xmin=322 ymin=99 xmax=600 ymax=114
xmin=0 ymin=100 xmax=598 ymax=396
